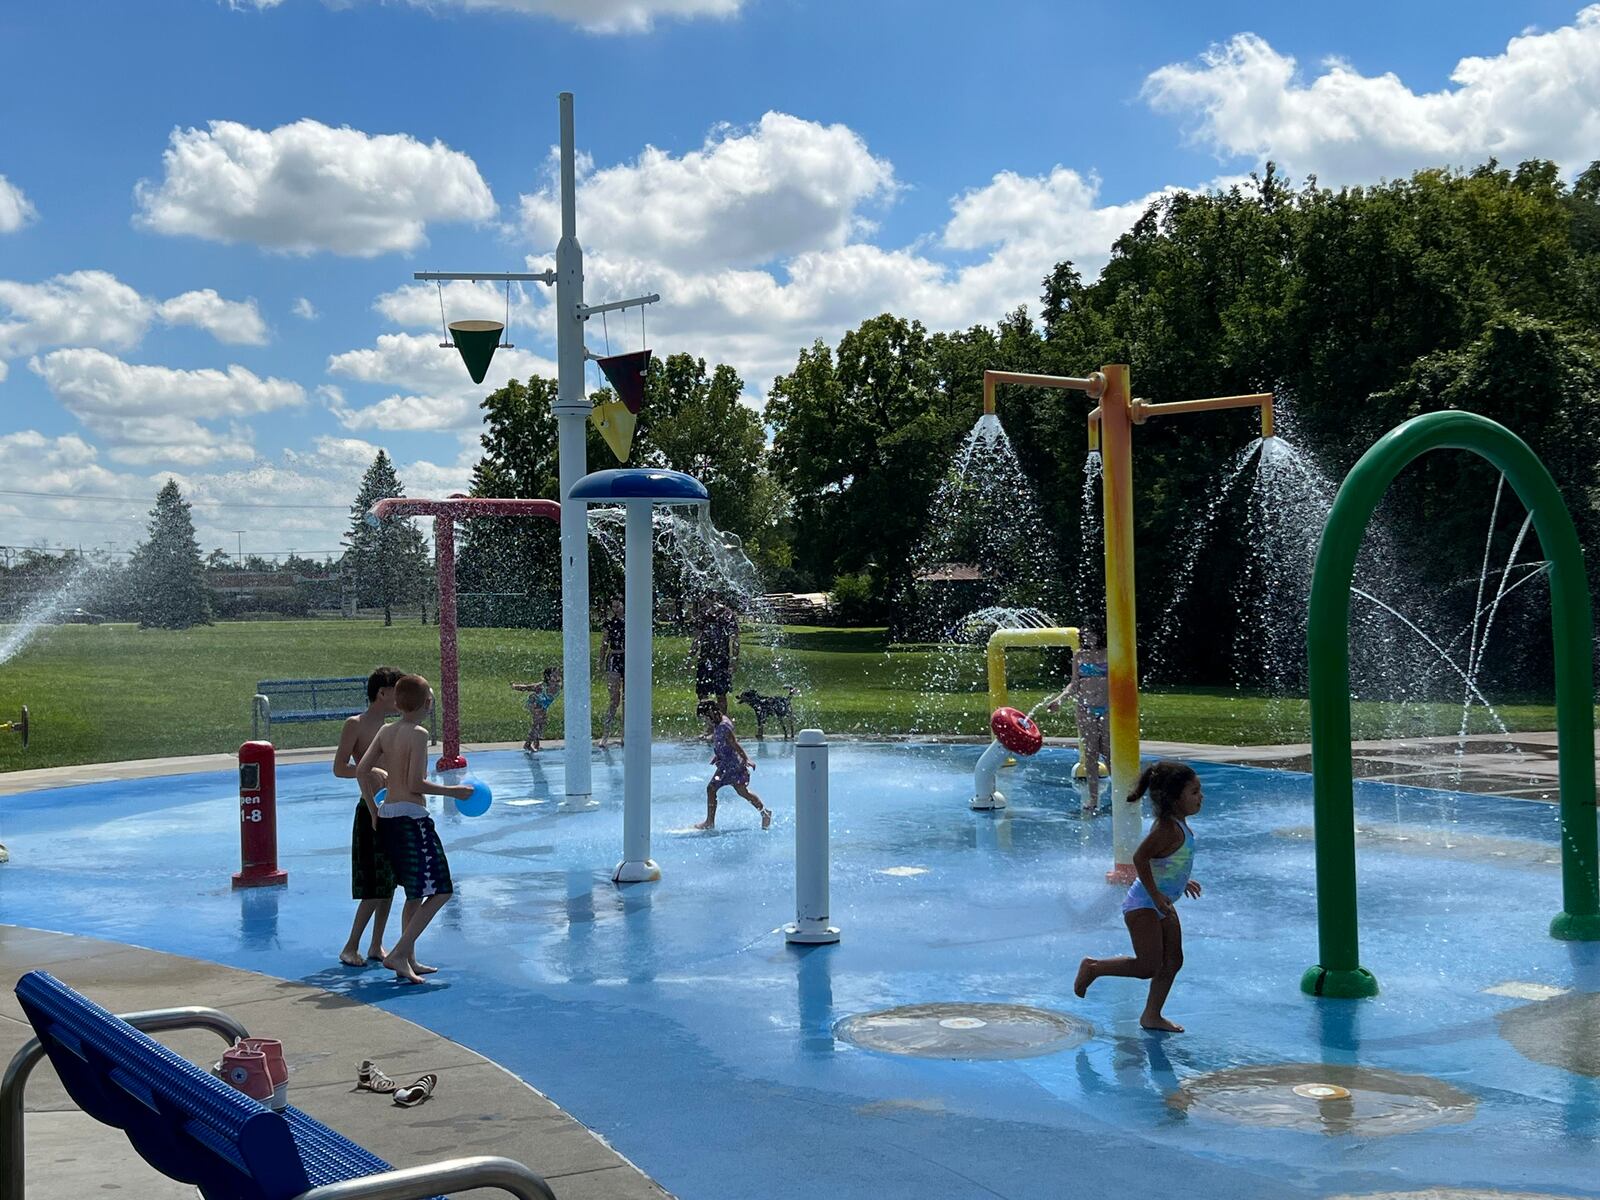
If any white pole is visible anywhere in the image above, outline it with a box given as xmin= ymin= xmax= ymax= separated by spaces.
xmin=614 ymin=501 xmax=658 ymax=882
xmin=970 ymin=739 xmax=1009 ymax=810
xmin=785 ymin=729 xmax=839 ymax=943
xmin=554 ymin=91 xmax=593 ymax=808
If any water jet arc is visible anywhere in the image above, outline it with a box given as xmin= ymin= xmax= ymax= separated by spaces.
xmin=1303 ymin=410 xmax=1599 ymax=1000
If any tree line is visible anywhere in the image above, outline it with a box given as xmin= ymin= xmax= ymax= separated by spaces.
xmin=464 ymin=157 xmax=1600 ymax=690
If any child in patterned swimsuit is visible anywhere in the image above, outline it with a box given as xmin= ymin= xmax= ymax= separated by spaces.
xmin=1073 ymin=761 xmax=1204 ymax=1032
xmin=692 ymin=699 xmax=772 ymax=830
xmin=356 ymin=675 xmax=475 ymax=985
xmin=512 ymin=666 xmax=561 ymax=752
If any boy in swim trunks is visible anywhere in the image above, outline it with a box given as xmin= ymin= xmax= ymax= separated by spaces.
xmin=356 ymin=675 xmax=474 ymax=985
xmin=512 ymin=666 xmax=561 ymax=751
xmin=1047 ymin=628 xmax=1110 ymax=812
xmin=334 ymin=666 xmax=402 ymax=968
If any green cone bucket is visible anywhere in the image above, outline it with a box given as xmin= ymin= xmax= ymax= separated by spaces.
xmin=448 ymin=320 xmax=505 ymax=384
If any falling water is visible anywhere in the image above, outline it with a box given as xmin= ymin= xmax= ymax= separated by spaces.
xmin=585 ymin=505 xmax=807 ymax=718
xmin=1072 ymin=452 xmax=1103 ymax=624
xmin=0 ymin=559 xmax=94 ymax=666
xmin=903 ymin=414 xmax=1065 ymax=634
xmin=885 ymin=413 xmax=1071 ymax=735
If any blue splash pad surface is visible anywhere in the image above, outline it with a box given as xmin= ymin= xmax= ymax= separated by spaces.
xmin=4 ymin=741 xmax=1599 ymax=1200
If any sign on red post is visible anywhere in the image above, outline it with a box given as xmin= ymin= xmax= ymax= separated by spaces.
xmin=233 ymin=741 xmax=287 ymax=889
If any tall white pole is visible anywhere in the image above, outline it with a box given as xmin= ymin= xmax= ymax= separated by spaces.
xmin=554 ymin=91 xmax=593 ymax=807
xmin=615 ymin=501 xmax=658 ymax=882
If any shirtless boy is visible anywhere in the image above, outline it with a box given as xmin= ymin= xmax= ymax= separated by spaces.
xmin=356 ymin=675 xmax=474 ymax=984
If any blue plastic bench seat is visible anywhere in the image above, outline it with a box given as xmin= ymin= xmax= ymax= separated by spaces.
xmin=14 ymin=970 xmax=444 ymax=1199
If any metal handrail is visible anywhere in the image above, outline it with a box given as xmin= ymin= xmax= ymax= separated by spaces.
xmin=296 ymin=1156 xmax=557 ymax=1200
xmin=1 ymin=1005 xmax=250 ymax=1200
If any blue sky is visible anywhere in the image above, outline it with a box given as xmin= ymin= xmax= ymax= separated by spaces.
xmin=2 ymin=0 xmax=1596 ymax=559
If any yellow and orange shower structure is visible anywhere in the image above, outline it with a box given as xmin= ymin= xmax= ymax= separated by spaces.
xmin=982 ymin=367 xmax=1273 ymax=881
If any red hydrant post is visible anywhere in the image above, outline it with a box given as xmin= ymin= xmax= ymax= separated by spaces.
xmin=233 ymin=741 xmax=288 ymax=889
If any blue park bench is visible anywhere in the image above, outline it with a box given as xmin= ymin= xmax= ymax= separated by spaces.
xmin=2 ymin=971 xmax=555 ymax=1200
xmin=251 ymin=678 xmax=435 ymax=743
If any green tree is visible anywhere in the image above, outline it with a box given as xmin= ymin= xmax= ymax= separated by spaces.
xmin=128 ymin=480 xmax=210 ymax=629
xmin=458 ymin=376 xmax=566 ymax=628
xmin=344 ymin=450 xmax=430 ymax=627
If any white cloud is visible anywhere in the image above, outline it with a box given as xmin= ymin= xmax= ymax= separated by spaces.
xmin=134 ymin=119 xmax=496 ymax=257
xmin=0 ymin=175 xmax=37 ymax=233
xmin=157 ymin=289 xmax=269 ymax=345
xmin=29 ymin=348 xmax=305 ymax=466
xmin=0 ymin=271 xmax=268 ymax=369
xmin=524 ymin=168 xmax=1173 ymax=393
xmin=1144 ymin=7 xmax=1600 ymax=183
xmin=325 ymin=331 xmax=557 ymax=432
xmin=520 ymin=112 xmax=896 ymax=270
xmin=0 ymin=271 xmax=152 ymax=360
xmin=292 ymin=297 xmax=318 ymax=320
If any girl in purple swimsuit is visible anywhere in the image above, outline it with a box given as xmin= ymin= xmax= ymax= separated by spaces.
xmin=693 ymin=699 xmax=772 ymax=830
xmin=1073 ymin=761 xmax=1204 ymax=1032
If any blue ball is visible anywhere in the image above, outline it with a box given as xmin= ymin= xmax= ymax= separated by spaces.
xmin=455 ymin=777 xmax=492 ymax=817
xmin=372 ymin=787 xmax=387 ymax=805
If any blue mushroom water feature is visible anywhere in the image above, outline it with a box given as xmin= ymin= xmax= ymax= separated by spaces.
xmin=569 ymin=468 xmax=711 ymax=883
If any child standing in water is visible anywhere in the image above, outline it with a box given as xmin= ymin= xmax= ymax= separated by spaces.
xmin=598 ymin=597 xmax=626 ymax=749
xmin=1074 ymin=761 xmax=1203 ymax=1032
xmin=1047 ymin=628 xmax=1110 ymax=813
xmin=356 ymin=675 xmax=474 ymax=985
xmin=512 ymin=666 xmax=561 ymax=752
xmin=693 ymin=699 xmax=772 ymax=830
xmin=334 ymin=665 xmax=402 ymax=968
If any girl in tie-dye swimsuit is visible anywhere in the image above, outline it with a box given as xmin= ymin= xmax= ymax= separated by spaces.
xmin=1073 ymin=761 xmax=1205 ymax=1032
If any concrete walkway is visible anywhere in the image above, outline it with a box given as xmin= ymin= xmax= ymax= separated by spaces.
xmin=0 ymin=925 xmax=670 ymax=1200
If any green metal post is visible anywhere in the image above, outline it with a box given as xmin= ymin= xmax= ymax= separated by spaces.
xmin=1302 ymin=411 xmax=1599 ymax=999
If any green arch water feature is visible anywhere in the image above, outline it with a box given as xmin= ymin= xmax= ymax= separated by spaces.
xmin=1302 ymin=410 xmax=1600 ymax=999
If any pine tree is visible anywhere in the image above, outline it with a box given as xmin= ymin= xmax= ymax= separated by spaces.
xmin=128 ymin=479 xmax=210 ymax=629
xmin=344 ymin=450 xmax=430 ymax=627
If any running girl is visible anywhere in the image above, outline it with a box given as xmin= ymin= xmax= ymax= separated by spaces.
xmin=692 ymin=699 xmax=772 ymax=830
xmin=1073 ymin=761 xmax=1203 ymax=1032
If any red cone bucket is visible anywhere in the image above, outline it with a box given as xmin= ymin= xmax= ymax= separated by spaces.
xmin=598 ymin=349 xmax=651 ymax=414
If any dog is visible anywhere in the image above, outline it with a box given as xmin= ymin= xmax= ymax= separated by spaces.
xmin=735 ymin=686 xmax=800 ymax=740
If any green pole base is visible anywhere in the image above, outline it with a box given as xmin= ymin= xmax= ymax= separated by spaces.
xmin=1300 ymin=964 xmax=1379 ymax=999
xmin=1549 ymin=911 xmax=1600 ymax=941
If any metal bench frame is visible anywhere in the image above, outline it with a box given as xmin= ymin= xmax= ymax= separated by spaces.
xmin=252 ymin=678 xmax=437 ymax=744
xmin=1 ymin=1001 xmax=553 ymax=1200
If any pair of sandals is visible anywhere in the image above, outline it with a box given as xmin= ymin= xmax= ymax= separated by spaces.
xmin=358 ymin=1060 xmax=437 ymax=1107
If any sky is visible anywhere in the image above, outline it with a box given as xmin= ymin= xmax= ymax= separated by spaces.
xmin=2 ymin=0 xmax=1598 ymax=562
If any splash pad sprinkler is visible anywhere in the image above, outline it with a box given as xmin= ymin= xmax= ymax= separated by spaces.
xmin=1302 ymin=410 xmax=1600 ymax=999
xmin=409 ymin=91 xmax=660 ymax=808
xmin=570 ymin=468 xmax=710 ymax=883
xmin=0 ymin=706 xmax=27 ymax=749
xmin=982 ymin=367 xmax=1273 ymax=881
xmin=370 ymin=496 xmax=559 ymax=773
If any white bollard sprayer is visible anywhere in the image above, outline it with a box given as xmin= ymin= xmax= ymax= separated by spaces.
xmin=784 ymin=729 xmax=840 ymax=944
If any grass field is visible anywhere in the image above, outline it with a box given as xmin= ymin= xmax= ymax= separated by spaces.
xmin=0 ymin=618 xmax=1575 ymax=771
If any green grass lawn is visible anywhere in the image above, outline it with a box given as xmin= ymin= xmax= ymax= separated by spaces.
xmin=0 ymin=619 xmax=1577 ymax=772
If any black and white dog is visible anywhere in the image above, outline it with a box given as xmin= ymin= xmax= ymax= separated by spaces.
xmin=735 ymin=686 xmax=800 ymax=740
